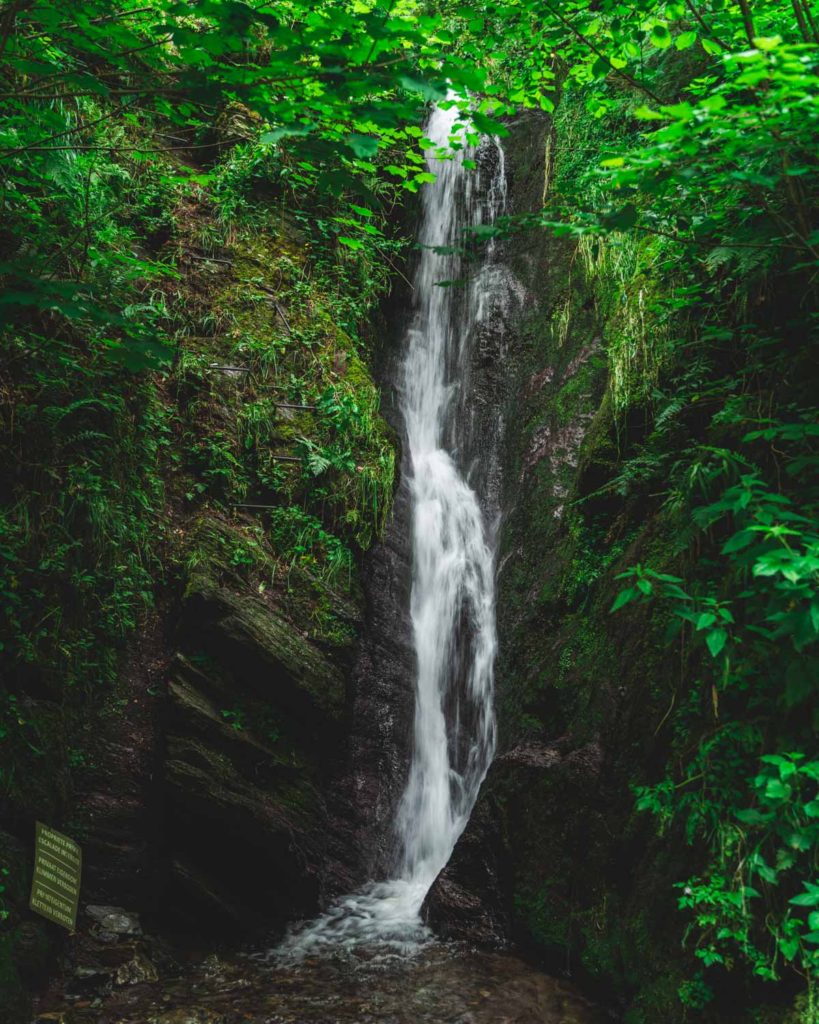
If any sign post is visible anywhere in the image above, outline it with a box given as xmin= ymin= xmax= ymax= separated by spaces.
xmin=29 ymin=822 xmax=81 ymax=931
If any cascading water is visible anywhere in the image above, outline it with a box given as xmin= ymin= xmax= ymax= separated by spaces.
xmin=277 ymin=103 xmax=508 ymax=959
xmin=395 ymin=102 xmax=500 ymax=890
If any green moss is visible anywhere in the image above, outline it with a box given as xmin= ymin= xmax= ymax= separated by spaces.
xmin=553 ymin=350 xmax=607 ymax=428
xmin=514 ymin=886 xmax=570 ymax=952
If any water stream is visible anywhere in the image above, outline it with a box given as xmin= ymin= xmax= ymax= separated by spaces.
xmin=278 ymin=103 xmax=507 ymax=959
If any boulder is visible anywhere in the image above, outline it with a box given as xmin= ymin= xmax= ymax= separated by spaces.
xmin=85 ymin=905 xmax=142 ymax=937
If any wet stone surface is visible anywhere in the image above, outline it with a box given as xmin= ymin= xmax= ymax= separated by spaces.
xmin=37 ymin=943 xmax=606 ymax=1024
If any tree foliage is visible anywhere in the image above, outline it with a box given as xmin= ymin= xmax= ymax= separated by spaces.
xmin=524 ymin=0 xmax=819 ymax=1000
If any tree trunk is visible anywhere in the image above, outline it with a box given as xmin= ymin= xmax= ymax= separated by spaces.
xmin=737 ymin=0 xmax=755 ymax=45
xmin=798 ymin=0 xmax=819 ymax=43
xmin=792 ymin=0 xmax=811 ymax=42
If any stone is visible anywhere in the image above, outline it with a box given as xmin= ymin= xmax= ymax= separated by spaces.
xmin=424 ymin=764 xmax=513 ymax=945
xmin=425 ymin=742 xmax=604 ymax=947
xmin=180 ymin=578 xmax=346 ymax=724
xmin=156 ymin=532 xmax=360 ymax=934
xmin=85 ymin=905 xmax=142 ymax=936
xmin=114 ymin=950 xmax=159 ymax=986
xmin=147 ymin=1011 xmax=227 ymax=1024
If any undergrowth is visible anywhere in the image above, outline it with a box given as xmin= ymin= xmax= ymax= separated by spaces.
xmin=545 ymin=39 xmax=819 ymax=1011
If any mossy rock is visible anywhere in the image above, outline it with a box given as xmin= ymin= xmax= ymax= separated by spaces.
xmin=181 ymin=574 xmax=346 ymax=725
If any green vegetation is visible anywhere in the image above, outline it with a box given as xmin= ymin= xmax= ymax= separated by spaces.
xmin=504 ymin=1 xmax=818 ymax=1013
xmin=0 ymin=1 xmax=817 ymax=1021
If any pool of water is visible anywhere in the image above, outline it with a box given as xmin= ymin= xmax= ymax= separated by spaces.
xmin=40 ymin=940 xmax=606 ymax=1024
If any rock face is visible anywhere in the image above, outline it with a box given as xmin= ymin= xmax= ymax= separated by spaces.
xmin=66 ymin=513 xmax=369 ymax=942
xmin=69 ymin=615 xmax=167 ymax=912
xmin=422 ymin=769 xmax=511 ymax=945
xmin=422 ymin=109 xmax=705 ymax=1022
xmin=342 ymin=474 xmax=415 ymax=879
xmin=159 ymin=526 xmax=355 ymax=932
xmin=425 ymin=740 xmax=606 ymax=949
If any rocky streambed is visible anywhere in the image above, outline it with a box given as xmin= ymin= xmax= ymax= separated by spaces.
xmin=35 ymin=914 xmax=606 ymax=1024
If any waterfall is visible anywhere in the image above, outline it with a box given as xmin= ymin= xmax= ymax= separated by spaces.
xmin=395 ymin=102 xmax=500 ymax=886
xmin=276 ymin=103 xmax=507 ymax=959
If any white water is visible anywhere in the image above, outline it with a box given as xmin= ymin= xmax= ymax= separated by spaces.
xmin=396 ymin=102 xmax=501 ymax=889
xmin=277 ymin=103 xmax=507 ymax=961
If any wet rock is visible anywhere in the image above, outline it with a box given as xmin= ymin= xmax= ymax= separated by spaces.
xmin=86 ymin=906 xmax=142 ymax=937
xmin=180 ymin=577 xmax=346 ymax=726
xmin=155 ymin=527 xmax=360 ymax=935
xmin=424 ymin=791 xmax=511 ymax=945
xmin=40 ymin=943 xmax=607 ymax=1024
xmin=114 ymin=950 xmax=159 ymax=986
xmin=147 ymin=1011 xmax=228 ymax=1024
xmin=12 ymin=918 xmax=54 ymax=987
xmin=69 ymin=615 xmax=166 ymax=913
xmin=342 ymin=477 xmax=415 ymax=880
xmin=425 ymin=742 xmax=603 ymax=948
xmin=163 ymin=735 xmax=326 ymax=932
xmin=69 ymin=963 xmax=114 ymax=1000
xmin=62 ymin=930 xmax=165 ymax=1003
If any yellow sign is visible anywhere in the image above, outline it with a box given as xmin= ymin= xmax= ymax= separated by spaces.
xmin=29 ymin=822 xmax=82 ymax=931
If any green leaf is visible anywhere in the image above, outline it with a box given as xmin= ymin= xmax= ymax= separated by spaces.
xmin=634 ymin=105 xmax=664 ymax=121
xmin=611 ymin=587 xmax=638 ymax=613
xmin=722 ymin=530 xmax=755 ymax=554
xmin=764 ymin=778 xmax=791 ymax=801
xmin=753 ymin=36 xmax=782 ymax=51
xmin=650 ymin=23 xmax=672 ymax=49
xmin=786 ymin=831 xmax=813 ymax=851
xmin=345 ymin=134 xmax=379 ymax=158
xmin=790 ymin=891 xmax=819 ymax=907
xmin=604 ymin=204 xmax=639 ymax=230
xmin=735 ymin=808 xmax=770 ymax=825
xmin=675 ymin=31 xmax=697 ymax=51
xmin=398 ymin=75 xmax=446 ymax=100
xmin=706 ymin=628 xmax=727 ymax=657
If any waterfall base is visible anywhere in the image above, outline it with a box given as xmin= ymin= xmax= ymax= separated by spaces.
xmin=274 ymin=879 xmax=434 ymax=962
xmin=36 ymin=938 xmax=607 ymax=1023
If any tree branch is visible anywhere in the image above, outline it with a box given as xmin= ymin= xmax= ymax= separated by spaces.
xmin=736 ymin=0 xmax=756 ymax=46
xmin=540 ymin=1 xmax=662 ymax=104
xmin=20 ymin=6 xmax=156 ymax=45
xmin=683 ymin=0 xmax=730 ymax=51
xmin=798 ymin=0 xmax=819 ymax=43
xmin=791 ymin=0 xmax=812 ymax=42
xmin=0 ymin=140 xmax=239 ymax=154
xmin=0 ymin=88 xmax=179 ymax=100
